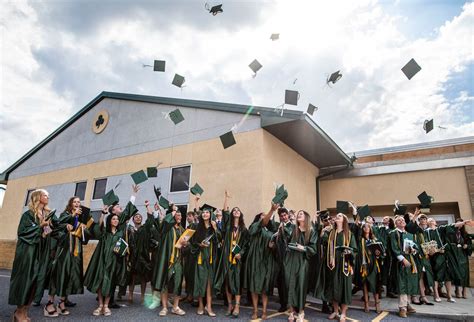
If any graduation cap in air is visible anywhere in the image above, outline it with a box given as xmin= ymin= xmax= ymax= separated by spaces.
xmin=357 ymin=204 xmax=371 ymax=221
xmin=153 ymin=60 xmax=166 ymax=72
xmin=220 ymin=131 xmax=236 ymax=149
xmin=102 ymin=190 xmax=120 ymax=206
xmin=249 ymin=59 xmax=263 ymax=77
xmin=190 ymin=183 xmax=204 ymax=196
xmin=153 ymin=185 xmax=162 ymax=201
xmin=401 ymin=58 xmax=421 ymax=80
xmin=270 ymin=33 xmax=279 ymax=41
xmin=147 ymin=167 xmax=158 ymax=178
xmin=393 ymin=200 xmax=407 ymax=215
xmin=172 ymin=74 xmax=185 ymax=88
xmin=307 ymin=104 xmax=317 ymax=116
xmin=131 ymin=170 xmax=148 ymax=185
xmin=206 ymin=3 xmax=223 ymax=15
xmin=159 ymin=196 xmax=170 ymax=210
xmin=285 ymin=90 xmax=299 ymax=106
xmin=423 ymin=119 xmax=434 ymax=134
xmin=168 ymin=109 xmax=185 ymax=125
xmin=327 ymin=70 xmax=342 ymax=85
xmin=417 ymin=191 xmax=433 ymax=208
xmin=272 ymin=184 xmax=288 ymax=206
xmin=336 ymin=200 xmax=349 ymax=214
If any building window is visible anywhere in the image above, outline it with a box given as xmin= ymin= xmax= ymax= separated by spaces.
xmin=170 ymin=166 xmax=191 ymax=192
xmin=92 ymin=178 xmax=107 ymax=200
xmin=24 ymin=189 xmax=35 ymax=206
xmin=74 ymin=181 xmax=87 ymax=201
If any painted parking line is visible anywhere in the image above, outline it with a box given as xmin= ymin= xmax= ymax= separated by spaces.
xmin=0 ymin=274 xmax=11 ymax=278
xmin=372 ymin=311 xmax=389 ymax=322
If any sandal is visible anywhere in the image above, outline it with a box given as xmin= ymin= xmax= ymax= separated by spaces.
xmin=103 ymin=306 xmax=111 ymax=316
xmin=232 ymin=302 xmax=240 ymax=318
xmin=44 ymin=301 xmax=59 ymax=317
xmin=57 ymin=300 xmax=70 ymax=315
xmin=261 ymin=311 xmax=268 ymax=320
xmin=204 ymin=306 xmax=216 ymax=317
xmin=92 ymin=305 xmax=103 ymax=316
xmin=251 ymin=311 xmax=258 ymax=320
xmin=171 ymin=306 xmax=186 ymax=316
xmin=296 ymin=312 xmax=305 ymax=322
xmin=225 ymin=306 xmax=234 ymax=316
xmin=328 ymin=312 xmax=339 ymax=320
xmin=364 ymin=301 xmax=369 ymax=313
xmin=288 ymin=312 xmax=295 ymax=322
xmin=420 ymin=296 xmax=434 ymax=305
xmin=340 ymin=314 xmax=346 ymax=322
xmin=375 ymin=300 xmax=382 ymax=313
xmin=159 ymin=307 xmax=168 ymax=316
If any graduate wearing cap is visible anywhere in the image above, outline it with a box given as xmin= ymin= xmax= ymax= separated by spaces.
xmin=389 ymin=215 xmax=419 ymax=318
xmin=326 ymin=213 xmax=358 ymax=322
xmin=182 ymin=208 xmax=198 ymax=304
xmin=151 ymin=204 xmax=188 ymax=316
xmin=84 ymin=185 xmax=139 ymax=317
xmin=190 ymin=200 xmax=220 ymax=316
xmin=8 ymin=189 xmax=54 ymax=322
xmin=48 ymin=197 xmax=95 ymax=316
xmin=213 ymin=190 xmax=250 ymax=318
xmin=243 ymin=202 xmax=279 ymax=320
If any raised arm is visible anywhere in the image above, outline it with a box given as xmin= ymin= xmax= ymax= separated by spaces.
xmin=223 ymin=189 xmax=231 ymax=212
xmin=262 ymin=202 xmax=279 ymax=227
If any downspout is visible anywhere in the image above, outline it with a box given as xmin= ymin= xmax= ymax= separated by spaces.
xmin=316 ymin=158 xmax=355 ymax=210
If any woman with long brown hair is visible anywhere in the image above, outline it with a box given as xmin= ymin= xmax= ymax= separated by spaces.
xmin=283 ymin=210 xmax=317 ymax=322
xmin=9 ymin=189 xmax=53 ymax=321
xmin=326 ymin=213 xmax=358 ymax=322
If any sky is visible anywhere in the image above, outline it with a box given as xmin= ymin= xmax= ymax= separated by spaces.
xmin=0 ymin=0 xmax=473 ymax=178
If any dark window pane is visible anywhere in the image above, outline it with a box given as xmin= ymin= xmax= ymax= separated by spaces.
xmin=170 ymin=166 xmax=190 ymax=192
xmin=93 ymin=179 xmax=107 ymax=200
xmin=24 ymin=189 xmax=35 ymax=206
xmin=75 ymin=182 xmax=87 ymax=201
xmin=176 ymin=204 xmax=188 ymax=228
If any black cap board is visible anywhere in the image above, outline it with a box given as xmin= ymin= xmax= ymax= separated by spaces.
xmin=327 ymin=70 xmax=342 ymax=84
xmin=147 ymin=167 xmax=158 ymax=178
xmin=172 ymin=74 xmax=185 ymax=88
xmin=153 ymin=60 xmax=166 ymax=72
xmin=401 ymin=58 xmax=421 ymax=80
xmin=285 ymin=90 xmax=299 ymax=105
xmin=102 ymin=189 xmax=119 ymax=206
xmin=131 ymin=170 xmax=148 ymax=185
xmin=169 ymin=109 xmax=185 ymax=125
xmin=209 ymin=4 xmax=223 ymax=15
xmin=200 ymin=203 xmax=217 ymax=213
xmin=270 ymin=33 xmax=279 ymax=41
xmin=336 ymin=200 xmax=349 ymax=214
xmin=423 ymin=119 xmax=434 ymax=134
xmin=417 ymin=191 xmax=432 ymax=208
xmin=159 ymin=196 xmax=170 ymax=210
xmin=220 ymin=131 xmax=236 ymax=149
xmin=272 ymin=184 xmax=288 ymax=206
xmin=357 ymin=204 xmax=371 ymax=221
xmin=307 ymin=103 xmax=317 ymax=115
xmin=394 ymin=205 xmax=407 ymax=215
xmin=249 ymin=59 xmax=263 ymax=74
xmin=190 ymin=183 xmax=204 ymax=196
xmin=153 ymin=185 xmax=162 ymax=201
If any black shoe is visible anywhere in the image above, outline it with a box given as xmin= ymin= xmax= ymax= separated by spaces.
xmin=32 ymin=302 xmax=41 ymax=307
xmin=109 ymin=303 xmax=121 ymax=309
xmin=65 ymin=300 xmax=77 ymax=307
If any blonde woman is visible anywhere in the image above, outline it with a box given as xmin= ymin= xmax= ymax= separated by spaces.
xmin=9 ymin=189 xmax=53 ymax=322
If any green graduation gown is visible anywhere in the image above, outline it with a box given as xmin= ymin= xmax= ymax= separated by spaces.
xmin=406 ymin=221 xmax=434 ymax=288
xmin=128 ymin=215 xmax=154 ymax=284
xmin=389 ymin=229 xmax=419 ymax=295
xmin=214 ymin=210 xmax=250 ymax=296
xmin=326 ymin=230 xmax=358 ymax=305
xmin=356 ymin=236 xmax=383 ymax=294
xmin=313 ymin=226 xmax=332 ymax=301
xmin=243 ymin=219 xmax=277 ymax=294
xmin=84 ymin=202 xmax=138 ymax=296
xmin=152 ymin=213 xmax=185 ymax=294
xmin=439 ymin=224 xmax=469 ymax=286
xmin=183 ymin=223 xmax=197 ymax=296
xmin=9 ymin=210 xmax=43 ymax=305
xmin=283 ymin=226 xmax=317 ymax=310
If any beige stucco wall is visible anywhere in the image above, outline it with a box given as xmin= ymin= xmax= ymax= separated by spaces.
xmin=320 ymin=167 xmax=472 ymax=219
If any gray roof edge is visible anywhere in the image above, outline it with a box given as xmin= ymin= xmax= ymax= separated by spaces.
xmin=0 ymin=91 xmax=303 ymax=182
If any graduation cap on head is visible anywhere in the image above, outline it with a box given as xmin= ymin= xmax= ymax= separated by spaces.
xmin=147 ymin=167 xmax=158 ymax=178
xmin=102 ymin=190 xmax=119 ymax=206
xmin=318 ymin=210 xmax=330 ymax=221
xmin=168 ymin=109 xmax=185 ymax=125
xmin=423 ymin=119 xmax=434 ymax=134
xmin=417 ymin=191 xmax=433 ymax=208
xmin=153 ymin=185 xmax=162 ymax=201
xmin=401 ymin=58 xmax=421 ymax=80
xmin=172 ymin=74 xmax=185 ymax=88
xmin=208 ymin=4 xmax=223 ymax=15
xmin=285 ymin=90 xmax=299 ymax=106
xmin=220 ymin=131 xmax=236 ymax=149
xmin=153 ymin=60 xmax=166 ymax=72
xmin=190 ymin=183 xmax=204 ymax=196
xmin=249 ymin=59 xmax=263 ymax=76
xmin=336 ymin=200 xmax=349 ymax=214
xmin=307 ymin=103 xmax=317 ymax=116
xmin=357 ymin=205 xmax=371 ymax=221
xmin=159 ymin=196 xmax=170 ymax=210
xmin=200 ymin=204 xmax=217 ymax=217
xmin=131 ymin=170 xmax=148 ymax=185
xmin=270 ymin=33 xmax=279 ymax=41
xmin=327 ymin=70 xmax=342 ymax=84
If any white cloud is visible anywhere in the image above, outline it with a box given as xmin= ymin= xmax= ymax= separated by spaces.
xmin=1 ymin=0 xmax=472 ymax=173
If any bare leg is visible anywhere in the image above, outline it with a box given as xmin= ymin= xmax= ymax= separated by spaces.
xmin=363 ymin=283 xmax=369 ymax=312
xmin=433 ymin=281 xmax=440 ymax=300
xmin=140 ymin=281 xmax=146 ymax=304
xmin=251 ymin=292 xmax=258 ymax=318
xmin=233 ymin=294 xmax=241 ymax=315
xmin=128 ymin=275 xmax=135 ymax=303
xmin=225 ymin=283 xmax=233 ymax=313
xmin=161 ymin=290 xmax=168 ymax=310
xmin=205 ymin=279 xmax=214 ymax=313
xmin=329 ymin=301 xmax=339 ymax=319
xmin=446 ymin=281 xmax=454 ymax=300
xmin=262 ymin=293 xmax=268 ymax=319
xmin=340 ymin=304 xmax=348 ymax=321
xmin=97 ymin=289 xmax=104 ymax=307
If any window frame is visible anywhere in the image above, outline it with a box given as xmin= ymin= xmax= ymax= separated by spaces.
xmin=24 ymin=189 xmax=36 ymax=206
xmin=168 ymin=164 xmax=192 ymax=194
xmin=92 ymin=178 xmax=108 ymax=201
xmin=74 ymin=181 xmax=87 ymax=201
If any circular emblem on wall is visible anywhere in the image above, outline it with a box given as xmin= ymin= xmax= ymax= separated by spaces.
xmin=92 ymin=110 xmax=109 ymax=134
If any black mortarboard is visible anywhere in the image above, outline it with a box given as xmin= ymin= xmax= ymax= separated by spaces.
xmin=79 ymin=205 xmax=91 ymax=224
xmin=270 ymin=33 xmax=279 ymax=41
xmin=147 ymin=167 xmax=158 ymax=178
xmin=153 ymin=185 xmax=162 ymax=201
xmin=159 ymin=196 xmax=170 ymax=210
xmin=209 ymin=4 xmax=223 ymax=15
xmin=285 ymin=90 xmax=299 ymax=105
xmin=367 ymin=240 xmax=385 ymax=254
xmin=319 ymin=210 xmax=330 ymax=220
xmin=172 ymin=74 xmax=185 ymax=88
xmin=131 ymin=170 xmax=148 ymax=185
xmin=45 ymin=209 xmax=57 ymax=221
xmin=169 ymin=109 xmax=185 ymax=125
xmin=394 ymin=205 xmax=407 ymax=215
xmin=417 ymin=191 xmax=432 ymax=208
xmin=327 ymin=70 xmax=342 ymax=84
xmin=249 ymin=59 xmax=263 ymax=74
xmin=219 ymin=131 xmax=236 ymax=149
xmin=357 ymin=205 xmax=371 ymax=221
xmin=423 ymin=119 xmax=434 ymax=134
xmin=200 ymin=203 xmax=217 ymax=213
xmin=102 ymin=189 xmax=119 ymax=206
xmin=307 ymin=103 xmax=317 ymax=116
xmin=153 ymin=60 xmax=166 ymax=72
xmin=401 ymin=58 xmax=421 ymax=80
xmin=190 ymin=183 xmax=204 ymax=196
xmin=336 ymin=200 xmax=349 ymax=214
